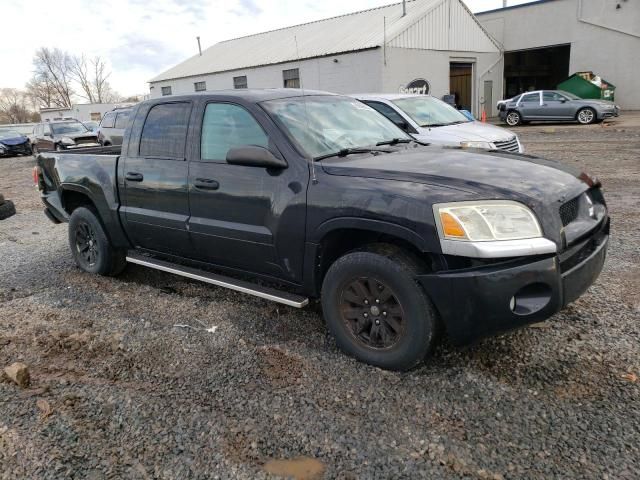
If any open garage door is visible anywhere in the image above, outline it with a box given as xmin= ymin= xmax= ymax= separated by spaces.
xmin=504 ymin=44 xmax=570 ymax=98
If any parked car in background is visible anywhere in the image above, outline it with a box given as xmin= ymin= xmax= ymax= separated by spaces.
xmin=32 ymin=120 xmax=100 ymax=153
xmin=499 ymin=90 xmax=619 ymax=126
xmin=354 ymin=94 xmax=523 ymax=153
xmin=97 ymin=107 xmax=132 ymax=146
xmin=35 ymin=89 xmax=609 ymax=371
xmin=83 ymin=121 xmax=99 ymax=132
xmin=0 ymin=128 xmax=33 ymax=156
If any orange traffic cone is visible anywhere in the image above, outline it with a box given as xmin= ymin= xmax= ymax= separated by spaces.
xmin=481 ymin=109 xmax=487 ymax=123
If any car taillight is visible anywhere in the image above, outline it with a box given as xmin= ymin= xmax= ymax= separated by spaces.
xmin=32 ymin=166 xmax=42 ymax=190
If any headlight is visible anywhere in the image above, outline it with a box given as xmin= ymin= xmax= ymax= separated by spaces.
xmin=434 ymin=201 xmax=542 ymax=242
xmin=61 ymin=136 xmax=75 ymax=145
xmin=460 ymin=141 xmax=493 ymax=150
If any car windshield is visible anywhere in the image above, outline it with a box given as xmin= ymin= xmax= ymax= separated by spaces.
xmin=392 ymin=96 xmax=471 ymax=127
xmin=557 ymin=90 xmax=581 ymax=100
xmin=0 ymin=129 xmax=22 ymax=140
xmin=262 ymin=95 xmax=411 ymax=159
xmin=51 ymin=122 xmax=89 ymax=135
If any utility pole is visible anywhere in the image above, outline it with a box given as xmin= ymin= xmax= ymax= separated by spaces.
xmin=196 ymin=36 xmax=202 ymax=56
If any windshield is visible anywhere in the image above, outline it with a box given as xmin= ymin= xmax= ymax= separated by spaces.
xmin=557 ymin=90 xmax=581 ymax=100
xmin=0 ymin=129 xmax=22 ymax=140
xmin=262 ymin=96 xmax=411 ymax=159
xmin=392 ymin=96 xmax=471 ymax=127
xmin=51 ymin=122 xmax=89 ymax=135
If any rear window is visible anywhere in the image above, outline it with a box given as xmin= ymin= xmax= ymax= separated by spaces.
xmin=114 ymin=111 xmax=130 ymax=129
xmin=139 ymin=103 xmax=190 ymax=159
xmin=520 ymin=93 xmax=540 ymax=104
xmin=101 ymin=112 xmax=116 ymax=128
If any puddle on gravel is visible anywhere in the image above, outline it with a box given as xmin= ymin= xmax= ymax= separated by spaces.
xmin=263 ymin=457 xmax=325 ymax=480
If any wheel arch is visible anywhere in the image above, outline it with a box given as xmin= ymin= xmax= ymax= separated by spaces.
xmin=304 ymin=218 xmax=438 ymax=296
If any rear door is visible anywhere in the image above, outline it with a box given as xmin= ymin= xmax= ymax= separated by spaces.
xmin=119 ymin=101 xmax=193 ymax=256
xmin=518 ymin=92 xmax=543 ymax=119
xmin=187 ymin=100 xmax=309 ymax=282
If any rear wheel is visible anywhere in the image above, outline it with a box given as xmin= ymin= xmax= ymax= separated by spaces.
xmin=68 ymin=207 xmax=126 ymax=276
xmin=0 ymin=200 xmax=16 ymax=220
xmin=321 ymin=245 xmax=438 ymax=371
xmin=577 ymin=107 xmax=596 ymax=125
xmin=505 ymin=110 xmax=522 ymax=126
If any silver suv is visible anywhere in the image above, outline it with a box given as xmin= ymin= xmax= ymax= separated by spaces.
xmin=97 ymin=108 xmax=132 ymax=146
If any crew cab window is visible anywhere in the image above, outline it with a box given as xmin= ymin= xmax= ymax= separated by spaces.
xmin=101 ymin=112 xmax=116 ymax=128
xmin=114 ymin=111 xmax=130 ymax=129
xmin=520 ymin=93 xmax=540 ymax=104
xmin=200 ymin=103 xmax=268 ymax=162
xmin=139 ymin=102 xmax=191 ymax=159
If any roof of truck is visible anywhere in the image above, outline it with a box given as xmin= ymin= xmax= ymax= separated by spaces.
xmin=147 ymin=89 xmax=338 ymax=104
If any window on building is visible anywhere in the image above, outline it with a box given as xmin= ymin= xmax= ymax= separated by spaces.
xmin=283 ymin=69 xmax=300 ymax=88
xmin=139 ymin=102 xmax=191 ymax=159
xmin=233 ymin=76 xmax=248 ymax=89
xmin=114 ymin=111 xmax=131 ymax=129
xmin=194 ymin=81 xmax=207 ymax=92
xmin=100 ymin=112 xmax=116 ymax=128
xmin=201 ymin=103 xmax=269 ymax=162
xmin=161 ymin=86 xmax=172 ymax=96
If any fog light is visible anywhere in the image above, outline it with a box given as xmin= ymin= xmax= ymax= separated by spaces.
xmin=510 ymin=283 xmax=552 ymax=316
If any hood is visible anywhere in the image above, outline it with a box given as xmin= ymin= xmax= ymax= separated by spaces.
xmin=412 ymin=121 xmax=516 ymax=146
xmin=54 ymin=132 xmax=97 ymax=141
xmin=0 ymin=135 xmax=28 ymax=146
xmin=321 ymin=146 xmax=591 ymax=205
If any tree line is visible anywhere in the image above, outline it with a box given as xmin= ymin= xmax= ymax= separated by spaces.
xmin=1 ymin=47 xmax=132 ymax=124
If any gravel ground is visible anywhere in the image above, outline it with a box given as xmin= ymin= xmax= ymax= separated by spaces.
xmin=1 ymin=119 xmax=639 ymax=479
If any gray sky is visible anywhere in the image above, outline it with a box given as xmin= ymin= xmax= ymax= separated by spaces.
xmin=0 ymin=0 xmax=537 ymax=97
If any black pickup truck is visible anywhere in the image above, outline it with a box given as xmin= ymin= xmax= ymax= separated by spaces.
xmin=35 ymin=90 xmax=609 ymax=370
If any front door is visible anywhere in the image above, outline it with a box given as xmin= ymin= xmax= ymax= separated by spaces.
xmin=119 ymin=101 xmax=193 ymax=257
xmin=541 ymin=91 xmax=575 ymax=119
xmin=187 ymin=101 xmax=309 ymax=282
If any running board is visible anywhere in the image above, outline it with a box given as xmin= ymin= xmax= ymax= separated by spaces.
xmin=126 ymin=252 xmax=309 ymax=308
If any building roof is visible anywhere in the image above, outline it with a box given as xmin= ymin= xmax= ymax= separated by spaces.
xmin=150 ymin=0 xmax=500 ymax=83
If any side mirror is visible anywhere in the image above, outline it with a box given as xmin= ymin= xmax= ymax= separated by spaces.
xmin=560 ymin=98 xmax=567 ymax=103
xmin=226 ymin=146 xmax=287 ymax=169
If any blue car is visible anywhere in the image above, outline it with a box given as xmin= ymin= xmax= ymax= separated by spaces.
xmin=0 ymin=128 xmax=32 ymax=157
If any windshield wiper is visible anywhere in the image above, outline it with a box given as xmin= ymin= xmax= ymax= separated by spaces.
xmin=376 ymin=138 xmax=412 ymax=146
xmin=421 ymin=123 xmax=447 ymax=128
xmin=314 ymin=147 xmax=391 ymax=161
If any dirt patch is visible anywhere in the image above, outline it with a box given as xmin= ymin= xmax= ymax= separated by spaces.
xmin=257 ymin=345 xmax=308 ymax=388
xmin=263 ymin=457 xmax=326 ymax=480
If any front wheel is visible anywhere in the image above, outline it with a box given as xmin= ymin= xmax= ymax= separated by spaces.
xmin=321 ymin=246 xmax=438 ymax=371
xmin=505 ymin=110 xmax=522 ymax=126
xmin=577 ymin=107 xmax=596 ymax=125
xmin=68 ymin=207 xmax=126 ymax=276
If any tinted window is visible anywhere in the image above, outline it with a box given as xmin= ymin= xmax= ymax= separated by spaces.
xmin=139 ymin=103 xmax=191 ymax=159
xmin=114 ymin=111 xmax=130 ymax=129
xmin=543 ymin=91 xmax=565 ymax=102
xmin=364 ymin=101 xmax=407 ymax=126
xmin=521 ymin=93 xmax=539 ymax=104
xmin=201 ymin=103 xmax=268 ymax=162
xmin=101 ymin=112 xmax=116 ymax=128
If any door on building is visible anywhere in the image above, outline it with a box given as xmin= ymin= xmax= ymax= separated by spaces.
xmin=504 ymin=44 xmax=570 ymax=98
xmin=449 ymin=63 xmax=473 ymax=112
xmin=483 ymin=80 xmax=493 ymax=117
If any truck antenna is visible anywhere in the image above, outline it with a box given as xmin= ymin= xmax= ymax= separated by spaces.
xmin=294 ymin=35 xmax=317 ymax=185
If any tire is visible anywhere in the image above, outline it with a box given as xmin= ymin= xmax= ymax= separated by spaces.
xmin=321 ymin=245 xmax=438 ymax=371
xmin=68 ymin=206 xmax=126 ymax=276
xmin=577 ymin=107 xmax=596 ymax=125
xmin=0 ymin=193 xmax=4 ymax=204
xmin=0 ymin=200 xmax=16 ymax=220
xmin=505 ymin=110 xmax=522 ymax=126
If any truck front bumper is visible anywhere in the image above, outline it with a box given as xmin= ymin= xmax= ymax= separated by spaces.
xmin=418 ymin=218 xmax=609 ymax=345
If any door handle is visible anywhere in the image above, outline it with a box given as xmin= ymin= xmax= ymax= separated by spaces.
xmin=194 ymin=178 xmax=220 ymax=190
xmin=125 ymin=172 xmax=144 ymax=182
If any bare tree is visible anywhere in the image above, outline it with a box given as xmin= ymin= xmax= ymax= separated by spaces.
xmin=0 ymin=89 xmax=36 ymax=124
xmin=31 ymin=47 xmax=74 ymax=108
xmin=70 ymin=55 xmax=118 ymax=103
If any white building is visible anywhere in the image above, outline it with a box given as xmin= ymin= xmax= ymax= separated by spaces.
xmin=39 ymin=103 xmax=134 ymax=123
xmin=478 ymin=0 xmax=640 ymax=109
xmin=149 ymin=0 xmax=503 ymax=116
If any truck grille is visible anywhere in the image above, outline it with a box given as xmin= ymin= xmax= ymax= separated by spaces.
xmin=493 ymin=137 xmax=520 ymax=153
xmin=559 ymin=196 xmax=580 ymax=227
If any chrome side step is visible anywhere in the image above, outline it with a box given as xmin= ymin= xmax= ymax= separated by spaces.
xmin=126 ymin=252 xmax=309 ymax=308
